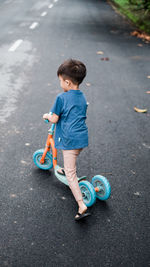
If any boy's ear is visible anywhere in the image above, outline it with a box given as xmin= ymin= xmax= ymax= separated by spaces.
xmin=65 ymin=79 xmax=70 ymax=86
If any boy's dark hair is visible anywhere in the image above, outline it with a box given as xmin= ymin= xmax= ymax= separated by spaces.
xmin=57 ymin=59 xmax=86 ymax=85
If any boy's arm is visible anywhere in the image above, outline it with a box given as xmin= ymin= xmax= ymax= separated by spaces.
xmin=43 ymin=113 xmax=59 ymax=123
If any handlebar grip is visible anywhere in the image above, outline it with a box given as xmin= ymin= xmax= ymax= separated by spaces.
xmin=44 ymin=112 xmax=53 ymax=124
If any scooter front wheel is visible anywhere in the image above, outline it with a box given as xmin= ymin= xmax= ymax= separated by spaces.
xmin=33 ymin=149 xmax=53 ymax=170
xmin=79 ymin=181 xmax=96 ymax=207
xmin=92 ymin=175 xmax=111 ymax=201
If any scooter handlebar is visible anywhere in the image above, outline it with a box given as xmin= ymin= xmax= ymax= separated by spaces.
xmin=44 ymin=112 xmax=53 ymax=124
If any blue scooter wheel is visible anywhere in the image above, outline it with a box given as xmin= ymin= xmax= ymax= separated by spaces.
xmin=33 ymin=149 xmax=53 ymax=170
xmin=79 ymin=181 xmax=96 ymax=207
xmin=92 ymin=175 xmax=111 ymax=201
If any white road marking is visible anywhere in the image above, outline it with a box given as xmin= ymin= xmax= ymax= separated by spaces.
xmin=48 ymin=4 xmax=53 ymax=8
xmin=29 ymin=22 xmax=39 ymax=29
xmin=41 ymin=11 xmax=47 ymax=17
xmin=8 ymin=39 xmax=23 ymax=52
xmin=54 ymin=0 xmax=58 ymax=2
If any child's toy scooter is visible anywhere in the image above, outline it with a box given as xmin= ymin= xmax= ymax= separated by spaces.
xmin=33 ymin=116 xmax=111 ymax=207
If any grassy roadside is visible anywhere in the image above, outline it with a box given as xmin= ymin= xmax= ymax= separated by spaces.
xmin=110 ymin=0 xmax=150 ymax=34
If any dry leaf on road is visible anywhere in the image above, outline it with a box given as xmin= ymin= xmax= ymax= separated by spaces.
xmin=134 ymin=106 xmax=147 ymax=113
xmin=97 ymin=51 xmax=104 ymax=55
xmin=134 ymin=192 xmax=140 ymax=196
xmin=101 ymin=57 xmax=109 ymax=61
xmin=131 ymin=31 xmax=150 ymax=42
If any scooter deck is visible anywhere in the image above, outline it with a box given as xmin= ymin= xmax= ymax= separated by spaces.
xmin=54 ymin=165 xmax=86 ymax=186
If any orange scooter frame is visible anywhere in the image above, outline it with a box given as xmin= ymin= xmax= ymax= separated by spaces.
xmin=40 ymin=128 xmax=57 ymax=169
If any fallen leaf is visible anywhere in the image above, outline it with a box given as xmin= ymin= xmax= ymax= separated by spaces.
xmin=146 ymin=91 xmax=150 ymax=94
xmin=21 ymin=160 xmax=30 ymax=165
xmin=101 ymin=57 xmax=109 ymax=61
xmin=86 ymin=83 xmax=91 ymax=86
xmin=142 ymin=143 xmax=150 ymax=149
xmin=147 ymin=76 xmax=150 ymax=79
xmin=97 ymin=51 xmax=104 ymax=55
xmin=131 ymin=31 xmax=150 ymax=42
xmin=131 ymin=31 xmax=138 ymax=36
xmin=134 ymin=106 xmax=147 ymax=113
xmin=137 ymin=44 xmax=143 ymax=47
xmin=10 ymin=194 xmax=17 ymax=198
xmin=134 ymin=192 xmax=140 ymax=196
xmin=25 ymin=143 xmax=30 ymax=146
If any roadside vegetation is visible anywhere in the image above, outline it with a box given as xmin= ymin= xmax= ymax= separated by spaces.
xmin=112 ymin=0 xmax=150 ymax=34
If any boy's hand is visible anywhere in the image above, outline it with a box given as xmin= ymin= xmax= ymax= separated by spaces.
xmin=43 ymin=113 xmax=59 ymax=123
xmin=43 ymin=113 xmax=50 ymax=121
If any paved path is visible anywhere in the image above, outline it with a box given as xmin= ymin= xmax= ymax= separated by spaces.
xmin=0 ymin=0 xmax=149 ymax=266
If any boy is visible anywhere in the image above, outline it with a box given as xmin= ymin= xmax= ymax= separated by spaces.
xmin=43 ymin=59 xmax=91 ymax=220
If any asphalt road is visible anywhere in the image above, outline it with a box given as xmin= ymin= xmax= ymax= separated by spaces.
xmin=0 ymin=0 xmax=150 ymax=266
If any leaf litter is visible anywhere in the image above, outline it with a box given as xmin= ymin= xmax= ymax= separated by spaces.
xmin=97 ymin=51 xmax=104 ymax=55
xmin=101 ymin=57 xmax=109 ymax=61
xmin=134 ymin=106 xmax=147 ymax=113
xmin=134 ymin=192 xmax=140 ymax=196
xmin=131 ymin=31 xmax=150 ymax=42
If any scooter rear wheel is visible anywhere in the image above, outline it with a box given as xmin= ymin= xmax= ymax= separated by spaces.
xmin=33 ymin=149 xmax=53 ymax=170
xmin=79 ymin=181 xmax=96 ymax=207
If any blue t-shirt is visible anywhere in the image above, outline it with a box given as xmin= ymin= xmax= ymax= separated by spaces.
xmin=50 ymin=90 xmax=88 ymax=150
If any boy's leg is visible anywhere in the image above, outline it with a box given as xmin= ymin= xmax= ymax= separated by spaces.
xmin=62 ymin=149 xmax=83 ymax=202
xmin=63 ymin=149 xmax=91 ymax=220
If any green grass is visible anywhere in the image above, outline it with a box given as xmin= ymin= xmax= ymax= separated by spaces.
xmin=114 ymin=0 xmax=128 ymax=5
xmin=112 ymin=0 xmax=150 ymax=34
